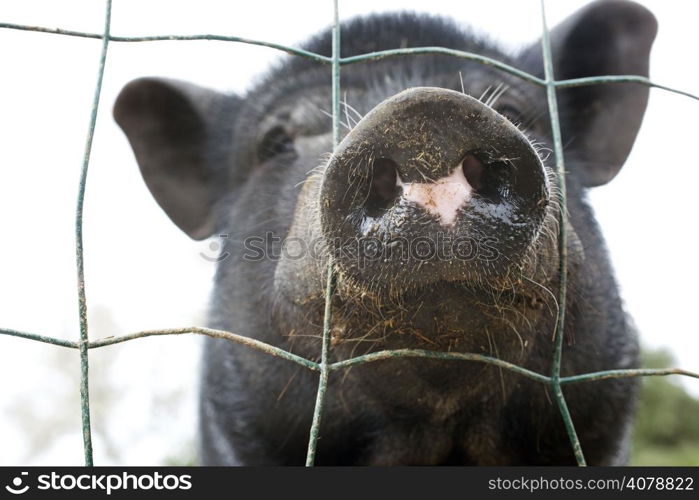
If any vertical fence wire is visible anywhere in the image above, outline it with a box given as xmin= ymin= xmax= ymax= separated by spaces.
xmin=305 ymin=0 xmax=340 ymax=467
xmin=305 ymin=265 xmax=337 ymax=465
xmin=539 ymin=0 xmax=585 ymax=466
xmin=75 ymin=0 xmax=112 ymax=467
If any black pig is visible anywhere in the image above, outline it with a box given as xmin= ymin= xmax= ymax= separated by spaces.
xmin=114 ymin=0 xmax=656 ymax=465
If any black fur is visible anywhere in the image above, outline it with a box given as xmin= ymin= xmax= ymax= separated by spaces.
xmin=114 ymin=2 xmax=656 ymax=465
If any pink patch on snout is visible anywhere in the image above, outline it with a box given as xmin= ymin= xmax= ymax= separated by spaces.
xmin=398 ymin=167 xmax=473 ymax=226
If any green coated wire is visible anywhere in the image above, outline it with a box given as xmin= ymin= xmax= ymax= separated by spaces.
xmin=74 ymin=0 xmax=113 ymax=467
xmin=305 ymin=0 xmax=341 ymax=467
xmin=2 ymin=22 xmax=697 ymax=102
xmin=539 ymin=0 xmax=585 ymax=466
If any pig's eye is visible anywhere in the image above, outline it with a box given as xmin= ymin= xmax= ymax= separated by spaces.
xmin=257 ymin=126 xmax=295 ymax=161
xmin=495 ymin=105 xmax=522 ymax=124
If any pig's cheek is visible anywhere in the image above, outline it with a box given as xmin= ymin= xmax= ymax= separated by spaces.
xmin=273 ymin=175 xmax=327 ymax=300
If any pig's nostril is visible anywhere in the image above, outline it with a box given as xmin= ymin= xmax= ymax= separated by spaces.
xmin=461 ymin=152 xmax=510 ymax=204
xmin=461 ymin=153 xmax=485 ymax=191
xmin=366 ymin=158 xmax=400 ymax=216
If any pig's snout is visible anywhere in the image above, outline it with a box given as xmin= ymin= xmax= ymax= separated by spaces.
xmin=319 ymin=87 xmax=550 ymax=288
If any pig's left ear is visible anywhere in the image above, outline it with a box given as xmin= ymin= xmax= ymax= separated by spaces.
xmin=114 ymin=77 xmax=239 ymax=240
xmin=521 ymin=0 xmax=657 ymax=187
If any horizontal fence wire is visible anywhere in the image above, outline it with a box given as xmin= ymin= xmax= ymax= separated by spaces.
xmin=3 ymin=324 xmax=699 ymax=384
xmin=1 ymin=0 xmax=698 ymax=467
xmin=344 ymin=53 xmax=699 ymax=101
xmin=1 ymin=22 xmax=698 ymax=102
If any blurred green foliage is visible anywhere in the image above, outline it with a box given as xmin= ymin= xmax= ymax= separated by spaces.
xmin=631 ymin=348 xmax=699 ymax=465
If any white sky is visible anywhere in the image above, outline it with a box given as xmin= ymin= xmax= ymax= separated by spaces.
xmin=0 ymin=0 xmax=697 ymax=465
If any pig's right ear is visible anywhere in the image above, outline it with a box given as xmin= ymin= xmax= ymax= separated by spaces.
xmin=520 ymin=0 xmax=657 ymax=187
xmin=114 ymin=77 xmax=238 ymax=240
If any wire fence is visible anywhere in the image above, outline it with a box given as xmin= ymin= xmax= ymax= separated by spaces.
xmin=1 ymin=0 xmax=698 ymax=467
